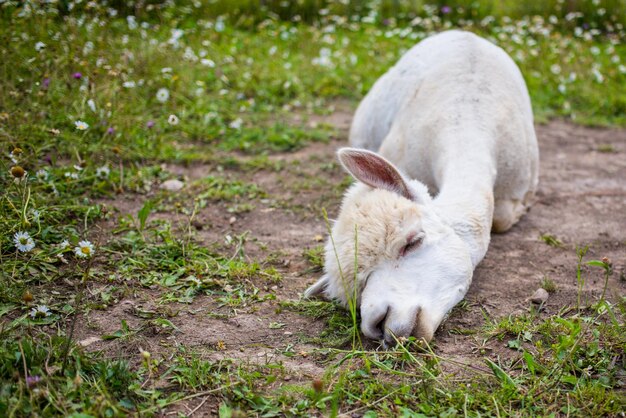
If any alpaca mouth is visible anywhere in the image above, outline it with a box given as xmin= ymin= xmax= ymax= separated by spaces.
xmin=378 ymin=306 xmax=427 ymax=347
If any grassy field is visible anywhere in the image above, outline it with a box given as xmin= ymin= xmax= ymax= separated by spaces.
xmin=1 ymin=1 xmax=625 ymax=416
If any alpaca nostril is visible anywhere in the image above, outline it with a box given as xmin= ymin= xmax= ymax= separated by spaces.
xmin=362 ymin=305 xmax=390 ymax=340
xmin=374 ymin=307 xmax=389 ymax=338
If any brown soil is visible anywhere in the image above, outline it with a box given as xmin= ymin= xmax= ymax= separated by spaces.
xmin=75 ymin=106 xmax=626 ymax=416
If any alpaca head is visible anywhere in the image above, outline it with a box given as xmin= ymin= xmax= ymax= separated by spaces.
xmin=305 ymin=148 xmax=473 ymax=345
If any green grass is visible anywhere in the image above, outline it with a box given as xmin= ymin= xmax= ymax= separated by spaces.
xmin=1 ymin=1 xmax=625 ymax=416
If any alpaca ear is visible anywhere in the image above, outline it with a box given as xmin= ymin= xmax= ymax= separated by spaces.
xmin=303 ymin=275 xmax=330 ymax=300
xmin=337 ymin=148 xmax=415 ymax=201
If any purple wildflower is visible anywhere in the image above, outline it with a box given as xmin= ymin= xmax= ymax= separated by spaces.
xmin=72 ymin=72 xmax=82 ymax=79
xmin=26 ymin=375 xmax=41 ymax=388
xmin=106 ymin=127 xmax=115 ymax=135
xmin=42 ymin=78 xmax=50 ymax=88
xmin=146 ymin=120 xmax=155 ymax=128
xmin=441 ymin=6 xmax=451 ymax=14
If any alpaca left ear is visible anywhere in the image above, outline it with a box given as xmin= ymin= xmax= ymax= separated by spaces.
xmin=303 ymin=275 xmax=329 ymax=300
xmin=337 ymin=148 xmax=417 ymax=202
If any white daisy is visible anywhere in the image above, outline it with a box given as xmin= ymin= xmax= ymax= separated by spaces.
xmin=59 ymin=240 xmax=70 ymax=249
xmin=229 ymin=118 xmax=243 ymax=130
xmin=83 ymin=41 xmax=94 ymax=55
xmin=549 ymin=64 xmax=561 ymax=75
xmin=592 ymin=68 xmax=604 ymax=83
xmin=35 ymin=41 xmax=46 ymax=51
xmin=74 ymin=240 xmax=95 ymax=258
xmin=30 ymin=305 xmax=51 ymax=319
xmin=36 ymin=169 xmax=49 ymax=181
xmin=123 ymin=80 xmax=136 ymax=88
xmin=30 ymin=209 xmax=41 ymax=222
xmin=156 ymin=88 xmax=170 ymax=103
xmin=75 ymin=120 xmax=89 ymax=130
xmin=168 ymin=114 xmax=179 ymax=125
xmin=14 ymin=231 xmax=35 ymax=252
xmin=96 ymin=165 xmax=110 ymax=178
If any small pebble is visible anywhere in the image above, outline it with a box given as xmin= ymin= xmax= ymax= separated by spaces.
xmin=160 ymin=179 xmax=184 ymax=191
xmin=530 ymin=288 xmax=549 ymax=304
xmin=229 ymin=216 xmax=237 ymax=224
xmin=78 ymin=336 xmax=101 ymax=347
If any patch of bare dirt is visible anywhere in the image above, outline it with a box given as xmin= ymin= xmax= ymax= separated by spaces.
xmin=76 ymin=107 xmax=626 ymax=414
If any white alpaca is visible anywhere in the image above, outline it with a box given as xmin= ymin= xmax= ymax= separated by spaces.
xmin=305 ymin=30 xmax=538 ymax=344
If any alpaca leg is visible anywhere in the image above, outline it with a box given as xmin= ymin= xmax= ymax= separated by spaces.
xmin=492 ymin=198 xmax=527 ymax=233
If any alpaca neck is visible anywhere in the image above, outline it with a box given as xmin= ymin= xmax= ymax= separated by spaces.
xmin=432 ymin=169 xmax=495 ymax=268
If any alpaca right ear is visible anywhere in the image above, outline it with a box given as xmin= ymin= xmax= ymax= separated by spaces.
xmin=337 ymin=148 xmax=415 ymax=201
xmin=303 ymin=275 xmax=330 ymax=300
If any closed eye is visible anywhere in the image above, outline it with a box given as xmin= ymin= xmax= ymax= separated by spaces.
xmin=400 ymin=234 xmax=424 ymax=257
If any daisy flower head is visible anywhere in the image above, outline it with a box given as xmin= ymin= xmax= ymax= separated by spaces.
xmin=74 ymin=240 xmax=95 ymax=258
xmin=30 ymin=305 xmax=51 ymax=319
xmin=35 ymin=41 xmax=46 ymax=52
xmin=9 ymin=147 xmax=22 ymax=164
xmin=96 ymin=165 xmax=110 ymax=178
xmin=59 ymin=239 xmax=70 ymax=249
xmin=83 ymin=41 xmax=94 ymax=55
xmin=229 ymin=118 xmax=243 ymax=130
xmin=156 ymin=88 xmax=170 ymax=103
xmin=36 ymin=169 xmax=49 ymax=181
xmin=10 ymin=166 xmax=26 ymax=179
xmin=75 ymin=120 xmax=89 ymax=130
xmin=29 ymin=209 xmax=41 ymax=222
xmin=168 ymin=114 xmax=179 ymax=125
xmin=14 ymin=231 xmax=35 ymax=252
